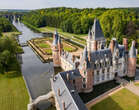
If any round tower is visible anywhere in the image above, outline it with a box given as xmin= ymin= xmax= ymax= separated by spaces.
xmin=127 ymin=41 xmax=137 ymax=77
xmin=52 ymin=30 xmax=61 ymax=67
xmin=79 ymin=47 xmax=93 ymax=93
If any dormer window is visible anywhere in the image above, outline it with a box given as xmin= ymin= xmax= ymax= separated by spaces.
xmin=82 ymin=78 xmax=86 ymax=83
xmin=84 ymin=71 xmax=86 ymax=75
xmin=83 ymin=83 xmax=86 ymax=88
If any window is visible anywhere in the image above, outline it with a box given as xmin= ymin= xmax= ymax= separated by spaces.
xmin=97 ymin=71 xmax=99 ymax=82
xmin=102 ymin=73 xmax=105 ymax=80
xmin=83 ymin=83 xmax=86 ymax=88
xmin=82 ymin=78 xmax=86 ymax=83
xmin=107 ymin=68 xmax=110 ymax=73
xmin=73 ymin=80 xmax=75 ymax=84
xmin=107 ymin=73 xmax=110 ymax=79
xmin=102 ymin=69 xmax=105 ymax=73
xmin=84 ymin=71 xmax=86 ymax=75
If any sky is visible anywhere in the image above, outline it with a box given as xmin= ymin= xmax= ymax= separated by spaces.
xmin=0 ymin=0 xmax=139 ymax=9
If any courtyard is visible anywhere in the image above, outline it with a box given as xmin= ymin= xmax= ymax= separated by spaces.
xmin=91 ymin=88 xmax=139 ymax=110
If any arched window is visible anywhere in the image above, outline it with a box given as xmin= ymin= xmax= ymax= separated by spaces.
xmin=97 ymin=71 xmax=99 ymax=82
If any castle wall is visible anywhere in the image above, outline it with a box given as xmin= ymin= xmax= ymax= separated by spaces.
xmin=60 ymin=57 xmax=74 ymax=71
xmin=128 ymin=58 xmax=136 ymax=77
xmin=93 ymin=66 xmax=114 ymax=85
xmin=52 ymin=47 xmax=61 ymax=67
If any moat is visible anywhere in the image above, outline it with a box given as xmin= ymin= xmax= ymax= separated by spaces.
xmin=13 ymin=21 xmax=55 ymax=110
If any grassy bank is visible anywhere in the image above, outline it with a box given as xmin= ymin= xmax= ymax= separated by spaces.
xmin=0 ymin=72 xmax=29 ymax=110
xmin=91 ymin=88 xmax=139 ymax=110
xmin=22 ymin=21 xmax=41 ymax=33
xmin=39 ymin=26 xmax=87 ymax=45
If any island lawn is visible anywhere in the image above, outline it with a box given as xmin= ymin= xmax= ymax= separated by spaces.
xmin=91 ymin=88 xmax=139 ymax=110
xmin=0 ymin=73 xmax=29 ymax=110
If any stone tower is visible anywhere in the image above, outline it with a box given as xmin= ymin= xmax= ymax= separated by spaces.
xmin=79 ymin=47 xmax=93 ymax=93
xmin=127 ymin=41 xmax=137 ymax=77
xmin=87 ymin=18 xmax=106 ymax=51
xmin=52 ymin=30 xmax=62 ymax=67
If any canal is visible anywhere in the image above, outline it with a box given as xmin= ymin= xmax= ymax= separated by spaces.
xmin=13 ymin=21 xmax=54 ymax=110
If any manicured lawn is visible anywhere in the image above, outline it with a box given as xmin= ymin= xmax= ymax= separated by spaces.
xmin=135 ymin=83 xmax=139 ymax=86
xmin=91 ymin=88 xmax=139 ymax=110
xmin=39 ymin=26 xmax=87 ymax=45
xmin=0 ymin=73 xmax=29 ymax=110
xmin=38 ymin=43 xmax=50 ymax=48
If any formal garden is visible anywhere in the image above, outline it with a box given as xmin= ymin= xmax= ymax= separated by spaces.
xmin=91 ymin=88 xmax=139 ymax=110
xmin=29 ymin=37 xmax=78 ymax=61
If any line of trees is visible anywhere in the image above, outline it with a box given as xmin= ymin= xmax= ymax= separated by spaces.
xmin=0 ymin=17 xmax=17 ymax=36
xmin=0 ymin=17 xmax=20 ymax=74
xmin=22 ymin=7 xmax=139 ymax=43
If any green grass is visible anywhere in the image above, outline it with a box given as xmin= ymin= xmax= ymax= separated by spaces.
xmin=91 ymin=88 xmax=139 ymax=110
xmin=135 ymin=83 xmax=139 ymax=86
xmin=45 ymin=49 xmax=52 ymax=55
xmin=39 ymin=26 xmax=87 ymax=45
xmin=0 ymin=72 xmax=29 ymax=110
xmin=38 ymin=43 xmax=50 ymax=48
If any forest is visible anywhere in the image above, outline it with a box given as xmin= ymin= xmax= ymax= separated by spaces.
xmin=0 ymin=17 xmax=20 ymax=74
xmin=22 ymin=7 xmax=139 ymax=45
xmin=0 ymin=17 xmax=17 ymax=36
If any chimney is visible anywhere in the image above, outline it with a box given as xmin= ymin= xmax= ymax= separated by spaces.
xmin=123 ymin=38 xmax=128 ymax=51
xmin=62 ymin=101 xmax=66 ymax=110
xmin=88 ymin=51 xmax=91 ymax=61
xmin=66 ymin=73 xmax=70 ymax=81
xmin=92 ymin=40 xmax=97 ymax=51
xmin=72 ymin=55 xmax=75 ymax=63
xmin=110 ymin=40 xmax=115 ymax=53
xmin=58 ymin=88 xmax=60 ymax=96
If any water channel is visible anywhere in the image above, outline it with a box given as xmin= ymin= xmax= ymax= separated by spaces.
xmin=13 ymin=21 xmax=54 ymax=110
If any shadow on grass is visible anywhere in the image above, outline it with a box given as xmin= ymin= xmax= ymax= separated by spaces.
xmin=79 ymin=80 xmax=119 ymax=103
xmin=91 ymin=97 xmax=123 ymax=110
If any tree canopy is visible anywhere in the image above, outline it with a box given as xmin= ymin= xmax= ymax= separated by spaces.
xmin=22 ymin=7 xmax=139 ymax=43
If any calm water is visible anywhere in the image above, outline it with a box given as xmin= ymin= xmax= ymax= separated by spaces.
xmin=13 ymin=21 xmax=54 ymax=109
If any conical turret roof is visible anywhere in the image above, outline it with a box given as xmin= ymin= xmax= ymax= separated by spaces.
xmin=91 ymin=18 xmax=104 ymax=41
xmin=129 ymin=41 xmax=136 ymax=58
xmin=53 ymin=30 xmax=59 ymax=46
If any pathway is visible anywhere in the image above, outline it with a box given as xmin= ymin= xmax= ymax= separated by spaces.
xmin=125 ymin=82 xmax=139 ymax=96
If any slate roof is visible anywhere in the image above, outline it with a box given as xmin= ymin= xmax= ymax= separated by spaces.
xmin=53 ymin=30 xmax=59 ymax=46
xmin=61 ymin=51 xmax=79 ymax=67
xmin=129 ymin=41 xmax=136 ymax=58
xmin=91 ymin=18 xmax=105 ymax=41
xmin=79 ymin=47 xmax=91 ymax=69
xmin=90 ymin=48 xmax=112 ymax=62
xmin=51 ymin=70 xmax=87 ymax=110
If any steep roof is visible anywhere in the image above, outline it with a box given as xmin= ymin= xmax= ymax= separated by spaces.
xmin=129 ymin=41 xmax=136 ymax=58
xmin=91 ymin=18 xmax=105 ymax=41
xmin=52 ymin=30 xmax=59 ymax=46
xmin=51 ymin=70 xmax=87 ymax=110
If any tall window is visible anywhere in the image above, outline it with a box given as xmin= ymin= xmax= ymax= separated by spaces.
xmin=102 ymin=69 xmax=105 ymax=80
xmin=82 ymin=78 xmax=86 ymax=83
xmin=97 ymin=71 xmax=99 ymax=82
xmin=83 ymin=83 xmax=86 ymax=88
xmin=107 ymin=73 xmax=110 ymax=79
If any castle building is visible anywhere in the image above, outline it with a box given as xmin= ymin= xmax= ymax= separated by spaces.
xmin=51 ymin=18 xmax=137 ymax=110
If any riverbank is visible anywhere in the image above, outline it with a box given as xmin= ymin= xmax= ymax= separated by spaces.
xmin=22 ymin=21 xmax=41 ymax=33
